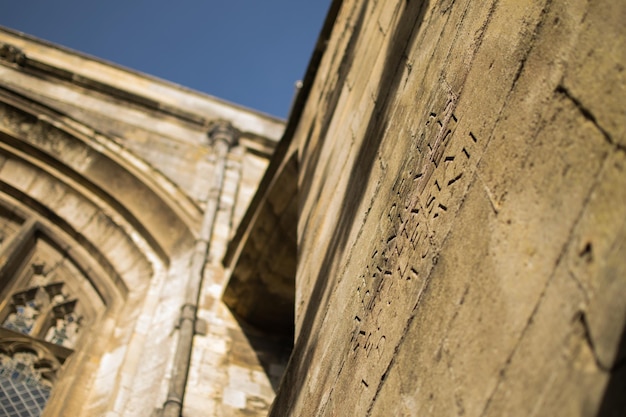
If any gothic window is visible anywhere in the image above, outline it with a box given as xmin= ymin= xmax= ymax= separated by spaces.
xmin=0 ymin=343 xmax=58 ymax=417
xmin=0 ymin=222 xmax=105 ymax=416
xmin=44 ymin=299 xmax=80 ymax=348
xmin=2 ymin=285 xmax=83 ymax=348
xmin=3 ymin=288 xmax=41 ymax=336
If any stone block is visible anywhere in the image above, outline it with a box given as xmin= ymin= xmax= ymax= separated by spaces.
xmin=53 ymin=189 xmax=99 ymax=231
xmin=481 ymin=263 xmax=606 ymax=417
xmin=562 ymin=1 xmax=626 ymax=147
xmin=222 ymin=387 xmax=246 ymax=409
xmin=0 ymin=157 xmax=37 ymax=192
xmin=565 ymin=151 xmax=626 ymax=369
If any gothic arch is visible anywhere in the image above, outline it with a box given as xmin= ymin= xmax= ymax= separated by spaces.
xmin=0 ymin=90 xmax=200 ymax=261
xmin=0 ymin=29 xmax=286 ymax=416
xmin=0 ymin=84 xmax=202 ymax=415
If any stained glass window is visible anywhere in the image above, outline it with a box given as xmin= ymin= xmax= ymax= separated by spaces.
xmin=0 ymin=352 xmax=52 ymax=417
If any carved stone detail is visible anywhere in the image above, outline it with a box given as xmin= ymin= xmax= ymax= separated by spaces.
xmin=0 ymin=43 xmax=26 ymax=66
xmin=207 ymin=120 xmax=239 ymax=149
xmin=348 ymin=91 xmax=483 ymax=384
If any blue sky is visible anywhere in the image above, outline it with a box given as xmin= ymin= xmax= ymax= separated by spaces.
xmin=2 ymin=1 xmax=331 ymax=119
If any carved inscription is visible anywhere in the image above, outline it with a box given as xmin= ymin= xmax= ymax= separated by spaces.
xmin=349 ymin=92 xmax=481 ymax=385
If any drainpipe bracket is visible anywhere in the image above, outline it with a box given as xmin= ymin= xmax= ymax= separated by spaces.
xmin=174 ymin=303 xmax=197 ymax=329
xmin=194 ymin=318 xmax=208 ymax=336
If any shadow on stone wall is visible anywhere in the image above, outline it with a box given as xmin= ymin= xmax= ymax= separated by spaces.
xmin=230 ymin=315 xmax=293 ymax=391
xmin=270 ymin=0 xmax=431 ymax=414
xmin=597 ymin=322 xmax=626 ymax=417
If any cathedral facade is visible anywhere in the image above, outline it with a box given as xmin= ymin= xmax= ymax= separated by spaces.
xmin=0 ymin=26 xmax=288 ymax=416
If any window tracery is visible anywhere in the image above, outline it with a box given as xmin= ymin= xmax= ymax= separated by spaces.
xmin=2 ymin=284 xmax=82 ymax=349
xmin=0 ymin=339 xmax=63 ymax=417
xmin=0 ymin=220 xmax=105 ymax=416
xmin=2 ymin=289 xmax=40 ymax=336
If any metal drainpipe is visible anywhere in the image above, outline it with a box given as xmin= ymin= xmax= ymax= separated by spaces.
xmin=162 ymin=121 xmax=238 ymax=417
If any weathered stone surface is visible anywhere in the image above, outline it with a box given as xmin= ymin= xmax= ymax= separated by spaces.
xmin=2 ymin=0 xmax=624 ymax=415
xmin=264 ymin=0 xmax=626 ymax=416
xmin=562 ymin=1 xmax=626 ymax=147
xmin=567 ymin=151 xmax=626 ymax=370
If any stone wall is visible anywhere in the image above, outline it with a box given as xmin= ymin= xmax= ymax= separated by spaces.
xmin=271 ymin=0 xmax=626 ymax=415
